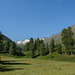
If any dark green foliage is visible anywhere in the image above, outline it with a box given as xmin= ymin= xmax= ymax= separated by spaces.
xmin=16 ymin=46 xmax=22 ymax=52
xmin=45 ymin=43 xmax=49 ymax=54
xmin=23 ymin=42 xmax=29 ymax=52
xmin=30 ymin=38 xmax=33 ymax=43
xmin=40 ymin=39 xmax=44 ymax=43
xmin=0 ymin=32 xmax=4 ymax=53
xmin=4 ymin=41 xmax=10 ymax=53
xmin=29 ymin=38 xmax=35 ymax=58
xmin=57 ymin=43 xmax=62 ymax=54
xmin=61 ymin=27 xmax=74 ymax=55
xmin=34 ymin=39 xmax=37 ymax=50
xmin=55 ymin=43 xmax=58 ymax=51
xmin=49 ymin=38 xmax=55 ymax=54
xmin=36 ymin=38 xmax=40 ymax=54
xmin=2 ymin=35 xmax=12 ymax=42
xmin=9 ymin=42 xmax=16 ymax=55
xmin=0 ymin=32 xmax=4 ymax=62
xmin=24 ymin=38 xmax=46 ymax=58
xmin=39 ymin=43 xmax=45 ymax=56
xmin=61 ymin=28 xmax=68 ymax=46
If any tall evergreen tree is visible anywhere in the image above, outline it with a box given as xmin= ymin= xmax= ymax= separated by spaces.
xmin=45 ymin=43 xmax=49 ymax=54
xmin=30 ymin=38 xmax=33 ymax=43
xmin=34 ymin=39 xmax=37 ymax=51
xmin=61 ymin=27 xmax=74 ymax=55
xmin=23 ymin=42 xmax=29 ymax=52
xmin=40 ymin=39 xmax=43 ymax=43
xmin=9 ymin=42 xmax=16 ymax=55
xmin=55 ymin=43 xmax=58 ymax=51
xmin=16 ymin=46 xmax=22 ymax=52
xmin=49 ymin=38 xmax=55 ymax=54
xmin=39 ymin=43 xmax=45 ymax=56
xmin=36 ymin=38 xmax=40 ymax=54
xmin=29 ymin=38 xmax=35 ymax=58
xmin=57 ymin=43 xmax=62 ymax=54
xmin=67 ymin=27 xmax=74 ymax=55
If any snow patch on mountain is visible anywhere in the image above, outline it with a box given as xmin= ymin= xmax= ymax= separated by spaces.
xmin=15 ymin=39 xmax=30 ymax=45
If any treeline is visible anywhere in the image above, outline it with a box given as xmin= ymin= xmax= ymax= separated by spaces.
xmin=23 ymin=26 xmax=75 ymax=58
xmin=23 ymin=38 xmax=49 ymax=58
xmin=23 ymin=37 xmax=63 ymax=58
xmin=0 ymin=26 xmax=75 ymax=59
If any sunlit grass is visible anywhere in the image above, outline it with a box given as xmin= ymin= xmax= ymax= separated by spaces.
xmin=0 ymin=56 xmax=75 ymax=75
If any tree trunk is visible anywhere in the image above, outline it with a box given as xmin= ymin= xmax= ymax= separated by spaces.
xmin=70 ymin=48 xmax=73 ymax=56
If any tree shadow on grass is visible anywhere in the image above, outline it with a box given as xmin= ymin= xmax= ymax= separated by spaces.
xmin=0 ymin=60 xmax=32 ymax=72
xmin=0 ymin=60 xmax=32 ymax=65
xmin=0 ymin=65 xmax=24 ymax=72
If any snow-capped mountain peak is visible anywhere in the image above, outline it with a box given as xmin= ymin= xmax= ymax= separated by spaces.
xmin=15 ymin=39 xmax=30 ymax=45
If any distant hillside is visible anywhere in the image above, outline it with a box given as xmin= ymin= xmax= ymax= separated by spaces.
xmin=2 ymin=34 xmax=12 ymax=42
xmin=44 ymin=24 xmax=75 ymax=44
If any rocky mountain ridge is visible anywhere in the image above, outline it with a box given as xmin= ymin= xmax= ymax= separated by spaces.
xmin=44 ymin=24 xmax=75 ymax=44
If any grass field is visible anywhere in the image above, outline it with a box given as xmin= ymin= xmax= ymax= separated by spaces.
xmin=0 ymin=56 xmax=75 ymax=75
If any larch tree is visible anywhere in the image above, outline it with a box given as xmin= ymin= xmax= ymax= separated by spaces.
xmin=39 ymin=43 xmax=45 ymax=56
xmin=29 ymin=38 xmax=35 ymax=58
xmin=49 ymin=38 xmax=55 ymax=55
xmin=57 ymin=43 xmax=62 ymax=54
xmin=61 ymin=27 xmax=74 ymax=55
xmin=45 ymin=43 xmax=49 ymax=54
xmin=36 ymin=38 xmax=40 ymax=54
xmin=23 ymin=42 xmax=29 ymax=52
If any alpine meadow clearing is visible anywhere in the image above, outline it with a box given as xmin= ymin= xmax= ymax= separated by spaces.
xmin=0 ymin=56 xmax=75 ymax=75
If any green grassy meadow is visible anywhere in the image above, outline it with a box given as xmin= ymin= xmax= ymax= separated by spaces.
xmin=0 ymin=56 xmax=75 ymax=75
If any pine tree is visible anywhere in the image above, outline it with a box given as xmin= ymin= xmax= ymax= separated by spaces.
xmin=29 ymin=38 xmax=35 ymax=58
xmin=36 ymin=38 xmax=40 ymax=54
xmin=39 ymin=43 xmax=45 ymax=56
xmin=45 ymin=43 xmax=49 ymax=54
xmin=9 ymin=42 xmax=16 ymax=55
xmin=57 ymin=43 xmax=62 ymax=54
xmin=61 ymin=27 xmax=74 ymax=55
xmin=55 ymin=43 xmax=58 ymax=51
xmin=23 ymin=42 xmax=29 ymax=52
xmin=16 ymin=46 xmax=21 ymax=52
xmin=67 ymin=27 xmax=74 ymax=55
xmin=40 ymin=39 xmax=43 ymax=43
xmin=49 ymin=38 xmax=55 ymax=55
xmin=34 ymin=39 xmax=37 ymax=51
xmin=61 ymin=28 xmax=69 ymax=53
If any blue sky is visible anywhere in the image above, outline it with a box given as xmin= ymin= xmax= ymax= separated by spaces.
xmin=0 ymin=0 xmax=75 ymax=41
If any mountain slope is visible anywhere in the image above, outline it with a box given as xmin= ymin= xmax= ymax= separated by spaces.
xmin=44 ymin=24 xmax=75 ymax=44
xmin=2 ymin=34 xmax=12 ymax=42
